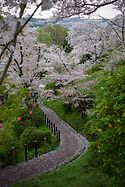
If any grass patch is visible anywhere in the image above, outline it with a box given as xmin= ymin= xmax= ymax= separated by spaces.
xmin=44 ymin=100 xmax=87 ymax=132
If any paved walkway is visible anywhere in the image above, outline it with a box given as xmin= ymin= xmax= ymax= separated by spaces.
xmin=0 ymin=105 xmax=88 ymax=187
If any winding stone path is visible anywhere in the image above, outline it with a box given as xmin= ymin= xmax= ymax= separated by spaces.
xmin=0 ymin=105 xmax=87 ymax=187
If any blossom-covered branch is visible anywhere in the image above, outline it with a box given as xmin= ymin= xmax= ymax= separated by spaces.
xmin=54 ymin=0 xmax=119 ymax=20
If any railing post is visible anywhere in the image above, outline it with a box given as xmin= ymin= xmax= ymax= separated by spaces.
xmin=47 ymin=117 xmax=49 ymax=127
xmin=34 ymin=141 xmax=38 ymax=157
xmin=51 ymin=122 xmax=53 ymax=132
xmin=12 ymin=147 xmax=16 ymax=165
xmin=44 ymin=114 xmax=46 ymax=123
xmin=55 ymin=127 xmax=58 ymax=134
xmin=58 ymin=130 xmax=61 ymax=142
xmin=53 ymin=123 xmax=56 ymax=135
xmin=48 ymin=119 xmax=51 ymax=129
xmin=25 ymin=144 xmax=28 ymax=161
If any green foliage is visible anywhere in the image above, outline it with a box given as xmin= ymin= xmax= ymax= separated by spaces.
xmin=86 ymin=64 xmax=103 ymax=75
xmin=20 ymin=127 xmax=51 ymax=150
xmin=63 ymin=102 xmax=73 ymax=113
xmin=79 ymin=53 xmax=92 ymax=64
xmin=12 ymin=119 xmax=26 ymax=137
xmin=0 ymin=95 xmax=21 ymax=123
xmin=63 ymin=39 xmax=73 ymax=53
xmin=0 ymin=85 xmax=8 ymax=105
xmin=32 ymin=107 xmax=44 ymax=128
xmin=37 ymin=27 xmax=52 ymax=46
xmin=18 ymin=86 xmax=29 ymax=98
xmin=45 ymin=82 xmax=61 ymax=95
xmin=35 ymin=70 xmax=48 ymax=79
xmin=45 ymin=82 xmax=57 ymax=90
xmin=0 ymin=130 xmax=20 ymax=167
xmin=0 ymin=15 xmax=3 ymax=20
xmin=12 ymin=107 xmax=44 ymax=136
xmin=0 ymin=85 xmax=6 ymax=93
xmin=85 ymin=61 xmax=125 ymax=181
xmin=37 ymin=25 xmax=68 ymax=48
xmin=99 ymin=49 xmax=114 ymax=63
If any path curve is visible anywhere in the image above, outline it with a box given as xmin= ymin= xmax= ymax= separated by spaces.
xmin=0 ymin=105 xmax=88 ymax=187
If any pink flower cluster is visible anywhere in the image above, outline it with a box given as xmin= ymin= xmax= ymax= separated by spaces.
xmin=17 ymin=111 xmax=33 ymax=122
xmin=17 ymin=116 xmax=21 ymax=122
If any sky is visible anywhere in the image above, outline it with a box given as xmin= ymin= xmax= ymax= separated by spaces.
xmin=33 ymin=4 xmax=120 ymax=19
xmin=94 ymin=4 xmax=120 ymax=18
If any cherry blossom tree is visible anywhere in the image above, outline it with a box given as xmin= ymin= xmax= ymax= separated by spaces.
xmin=8 ymin=25 xmax=44 ymax=88
xmin=37 ymin=44 xmax=86 ymax=99
xmin=66 ymin=21 xmax=109 ymax=68
xmin=98 ymin=4 xmax=125 ymax=70
xmin=100 ymin=2 xmax=125 ymax=45
xmin=0 ymin=16 xmax=81 ymax=91
xmin=1 ymin=0 xmax=124 ymax=85
xmin=0 ymin=0 xmax=58 ymax=85
xmin=38 ymin=44 xmax=84 ymax=86
xmin=7 ymin=26 xmax=80 ymax=90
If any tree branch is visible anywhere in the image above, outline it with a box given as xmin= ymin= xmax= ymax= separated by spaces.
xmin=55 ymin=0 xmax=119 ymax=19
xmin=0 ymin=49 xmax=14 ymax=85
xmin=0 ymin=1 xmax=43 ymax=60
xmin=99 ymin=15 xmax=123 ymax=43
xmin=13 ymin=58 xmax=23 ymax=77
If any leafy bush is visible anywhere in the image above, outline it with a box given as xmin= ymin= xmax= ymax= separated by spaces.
xmin=0 ymin=130 xmax=20 ymax=167
xmin=45 ymin=82 xmax=58 ymax=90
xmin=12 ymin=119 xmax=31 ymax=137
xmin=85 ymin=62 xmax=125 ymax=181
xmin=20 ymin=127 xmax=51 ymax=150
xmin=32 ymin=107 xmax=44 ymax=128
xmin=37 ymin=25 xmax=68 ymax=48
xmin=63 ymin=102 xmax=73 ymax=113
xmin=63 ymin=39 xmax=73 ymax=53
xmin=45 ymin=82 xmax=60 ymax=95
xmin=12 ymin=107 xmax=44 ymax=136
xmin=80 ymin=53 xmax=92 ymax=64
xmin=18 ymin=86 xmax=29 ymax=98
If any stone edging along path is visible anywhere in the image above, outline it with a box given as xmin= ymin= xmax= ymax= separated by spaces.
xmin=0 ymin=105 xmax=88 ymax=187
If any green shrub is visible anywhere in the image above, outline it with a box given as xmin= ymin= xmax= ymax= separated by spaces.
xmin=63 ymin=102 xmax=73 ymax=113
xmin=45 ymin=82 xmax=57 ymax=90
xmin=85 ymin=61 xmax=125 ymax=180
xmin=80 ymin=53 xmax=92 ymax=64
xmin=12 ymin=119 xmax=31 ymax=137
xmin=17 ymin=108 xmax=30 ymax=119
xmin=32 ymin=107 xmax=44 ymax=127
xmin=45 ymin=82 xmax=60 ymax=95
xmin=12 ymin=107 xmax=44 ymax=137
xmin=18 ymin=86 xmax=29 ymax=98
xmin=0 ymin=130 xmax=20 ymax=167
xmin=20 ymin=127 xmax=51 ymax=150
